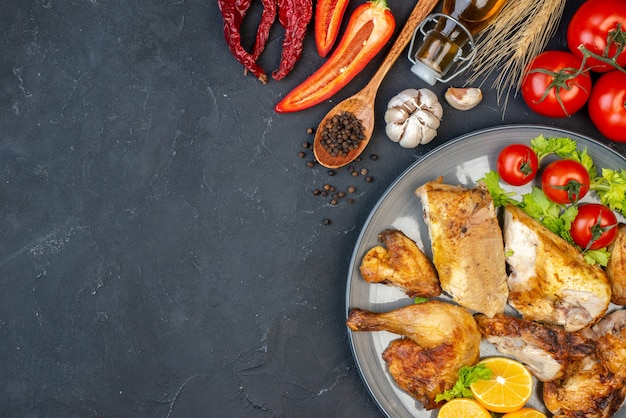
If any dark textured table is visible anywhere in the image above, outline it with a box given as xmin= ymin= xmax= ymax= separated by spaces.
xmin=2 ymin=0 xmax=625 ymax=417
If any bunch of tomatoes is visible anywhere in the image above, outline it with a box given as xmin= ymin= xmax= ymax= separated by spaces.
xmin=497 ymin=143 xmax=618 ymax=252
xmin=521 ymin=0 xmax=626 ymax=142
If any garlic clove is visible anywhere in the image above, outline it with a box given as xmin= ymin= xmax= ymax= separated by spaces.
xmin=384 ymin=107 xmax=409 ymax=124
xmin=385 ymin=120 xmax=408 ymax=143
xmin=445 ymin=87 xmax=482 ymax=111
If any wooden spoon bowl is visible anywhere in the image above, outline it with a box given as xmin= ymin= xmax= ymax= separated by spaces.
xmin=313 ymin=0 xmax=440 ymax=169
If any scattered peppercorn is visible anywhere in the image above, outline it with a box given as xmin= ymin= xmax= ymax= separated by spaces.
xmin=306 ymin=127 xmax=314 ymax=135
xmin=337 ymin=191 xmax=346 ymax=198
xmin=313 ymin=189 xmax=321 ymax=195
xmin=360 ymin=168 xmax=368 ymax=176
xmin=347 ymin=186 xmax=356 ymax=193
xmin=322 ymin=218 xmax=331 ymax=225
xmin=298 ymin=151 xmax=306 ymax=158
xmin=351 ymin=171 xmax=358 ymax=177
xmin=328 ymin=170 xmax=336 ymax=176
xmin=330 ymin=199 xmax=338 ymax=205
xmin=347 ymin=198 xmax=355 ymax=204
xmin=370 ymin=154 xmax=378 ymax=161
xmin=365 ymin=176 xmax=373 ymax=183
xmin=307 ymin=160 xmax=315 ymax=168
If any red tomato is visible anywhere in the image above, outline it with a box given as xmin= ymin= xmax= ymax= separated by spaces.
xmin=571 ymin=203 xmax=618 ymax=250
xmin=588 ymin=70 xmax=626 ymax=142
xmin=541 ymin=159 xmax=590 ymax=204
xmin=567 ymin=0 xmax=626 ymax=72
xmin=497 ymin=144 xmax=539 ymax=186
xmin=521 ymin=51 xmax=592 ymax=117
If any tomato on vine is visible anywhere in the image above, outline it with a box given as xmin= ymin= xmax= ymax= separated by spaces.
xmin=571 ymin=203 xmax=618 ymax=250
xmin=497 ymin=144 xmax=539 ymax=186
xmin=521 ymin=51 xmax=592 ymax=118
xmin=567 ymin=0 xmax=626 ymax=72
xmin=588 ymin=70 xmax=626 ymax=142
xmin=541 ymin=159 xmax=590 ymax=204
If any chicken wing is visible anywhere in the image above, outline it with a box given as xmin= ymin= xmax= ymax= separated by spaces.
xmin=346 ymin=301 xmax=481 ymax=409
xmin=607 ymin=224 xmax=626 ymax=306
xmin=503 ymin=205 xmax=611 ymax=332
xmin=475 ymin=313 xmax=595 ymax=382
xmin=414 ymin=179 xmax=508 ymax=317
xmin=359 ymin=229 xmax=441 ymax=298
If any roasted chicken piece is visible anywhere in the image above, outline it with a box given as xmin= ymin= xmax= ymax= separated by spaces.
xmin=475 ymin=313 xmax=595 ymax=382
xmin=543 ymin=353 xmax=626 ymax=418
xmin=346 ymin=301 xmax=481 ymax=409
xmin=584 ymin=308 xmax=626 ymax=381
xmin=541 ymin=309 xmax=626 ymax=417
xmin=503 ymin=205 xmax=611 ymax=332
xmin=359 ymin=229 xmax=441 ymax=298
xmin=414 ymin=179 xmax=508 ymax=317
xmin=607 ymin=224 xmax=626 ymax=306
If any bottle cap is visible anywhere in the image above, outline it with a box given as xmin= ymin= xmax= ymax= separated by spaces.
xmin=410 ymin=60 xmax=439 ymax=86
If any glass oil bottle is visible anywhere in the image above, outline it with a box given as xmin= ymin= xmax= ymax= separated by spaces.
xmin=408 ymin=0 xmax=508 ymax=85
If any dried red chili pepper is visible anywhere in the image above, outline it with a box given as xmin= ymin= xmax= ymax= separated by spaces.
xmin=251 ymin=0 xmax=277 ymax=62
xmin=274 ymin=0 xmax=395 ymax=112
xmin=218 ymin=0 xmax=268 ymax=83
xmin=315 ymin=0 xmax=351 ymax=57
xmin=272 ymin=0 xmax=313 ymax=81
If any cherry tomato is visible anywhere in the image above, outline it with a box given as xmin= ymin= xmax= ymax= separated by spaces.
xmin=567 ymin=0 xmax=626 ymax=72
xmin=571 ymin=203 xmax=618 ymax=250
xmin=588 ymin=70 xmax=626 ymax=142
xmin=521 ymin=51 xmax=592 ymax=117
xmin=497 ymin=144 xmax=539 ymax=186
xmin=541 ymin=159 xmax=590 ymax=204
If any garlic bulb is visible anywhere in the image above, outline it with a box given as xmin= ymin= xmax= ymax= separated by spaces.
xmin=384 ymin=89 xmax=443 ymax=148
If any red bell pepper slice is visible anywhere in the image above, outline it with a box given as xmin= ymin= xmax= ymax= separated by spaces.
xmin=315 ymin=0 xmax=351 ymax=57
xmin=275 ymin=0 xmax=395 ymax=113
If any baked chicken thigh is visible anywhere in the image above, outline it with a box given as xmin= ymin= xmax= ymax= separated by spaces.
xmin=346 ymin=301 xmax=481 ymax=409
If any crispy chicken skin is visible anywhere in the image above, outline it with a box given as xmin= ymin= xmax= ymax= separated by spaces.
xmin=359 ymin=229 xmax=441 ymax=298
xmin=475 ymin=313 xmax=595 ymax=382
xmin=607 ymin=224 xmax=626 ymax=306
xmin=414 ymin=179 xmax=508 ymax=317
xmin=347 ymin=301 xmax=481 ymax=409
xmin=584 ymin=309 xmax=626 ymax=381
xmin=543 ymin=354 xmax=626 ymax=418
xmin=504 ymin=205 xmax=611 ymax=332
xmin=382 ymin=339 xmax=461 ymax=410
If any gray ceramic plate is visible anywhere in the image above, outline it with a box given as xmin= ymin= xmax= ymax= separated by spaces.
xmin=346 ymin=125 xmax=626 ymax=418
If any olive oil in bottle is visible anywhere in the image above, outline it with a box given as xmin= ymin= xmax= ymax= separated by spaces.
xmin=411 ymin=0 xmax=507 ymax=85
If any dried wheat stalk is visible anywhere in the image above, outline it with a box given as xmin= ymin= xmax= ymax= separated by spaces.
xmin=466 ymin=0 xmax=566 ymax=111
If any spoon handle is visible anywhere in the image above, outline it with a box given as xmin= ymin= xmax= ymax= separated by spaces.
xmin=362 ymin=0 xmax=440 ymax=96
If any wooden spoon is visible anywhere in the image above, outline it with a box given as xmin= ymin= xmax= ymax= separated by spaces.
xmin=313 ymin=0 xmax=440 ymax=169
